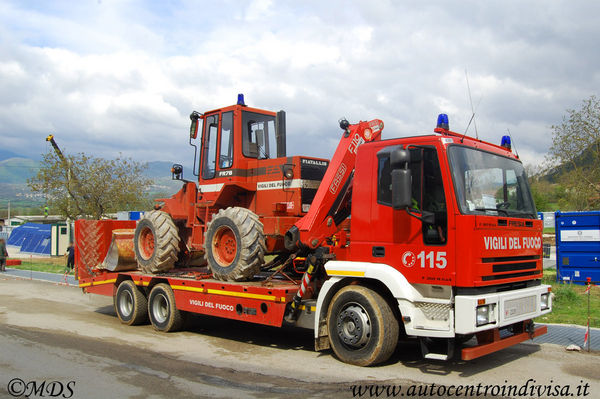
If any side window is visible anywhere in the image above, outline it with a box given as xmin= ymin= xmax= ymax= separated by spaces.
xmin=377 ymin=155 xmax=392 ymax=205
xmin=242 ymin=111 xmax=276 ymax=159
xmin=377 ymin=146 xmax=447 ymax=245
xmin=421 ymin=148 xmax=447 ymax=245
xmin=266 ymin=119 xmax=276 ymax=159
xmin=202 ymin=114 xmax=218 ymax=180
xmin=220 ymin=112 xmax=233 ymax=169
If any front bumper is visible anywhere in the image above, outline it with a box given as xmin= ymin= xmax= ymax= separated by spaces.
xmin=455 ymin=284 xmax=552 ymax=335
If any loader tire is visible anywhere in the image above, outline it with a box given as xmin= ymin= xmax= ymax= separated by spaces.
xmin=114 ymin=280 xmax=148 ymax=325
xmin=148 ymin=283 xmax=184 ymax=332
xmin=134 ymin=210 xmax=180 ymax=274
xmin=204 ymin=207 xmax=266 ymax=281
xmin=327 ymin=285 xmax=399 ymax=366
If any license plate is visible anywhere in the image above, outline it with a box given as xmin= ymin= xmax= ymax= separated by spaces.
xmin=504 ymin=296 xmax=536 ymax=319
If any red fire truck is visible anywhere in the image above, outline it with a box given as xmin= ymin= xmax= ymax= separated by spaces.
xmin=75 ymin=96 xmax=551 ymax=366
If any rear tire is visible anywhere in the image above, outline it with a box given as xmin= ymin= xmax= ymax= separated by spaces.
xmin=148 ymin=283 xmax=184 ymax=332
xmin=134 ymin=210 xmax=180 ymax=273
xmin=327 ymin=285 xmax=399 ymax=366
xmin=114 ymin=280 xmax=148 ymax=325
xmin=204 ymin=207 xmax=266 ymax=281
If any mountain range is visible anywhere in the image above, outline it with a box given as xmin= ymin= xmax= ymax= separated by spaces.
xmin=0 ymin=152 xmax=186 ymax=207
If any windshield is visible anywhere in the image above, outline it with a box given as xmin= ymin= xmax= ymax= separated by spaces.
xmin=448 ymin=146 xmax=536 ymax=218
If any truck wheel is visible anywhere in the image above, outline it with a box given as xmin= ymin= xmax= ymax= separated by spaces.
xmin=134 ymin=210 xmax=180 ymax=273
xmin=148 ymin=283 xmax=184 ymax=332
xmin=114 ymin=280 xmax=148 ymax=325
xmin=204 ymin=207 xmax=266 ymax=281
xmin=327 ymin=285 xmax=399 ymax=366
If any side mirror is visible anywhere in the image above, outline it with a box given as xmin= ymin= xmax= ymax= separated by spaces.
xmin=391 ymin=147 xmax=412 ymax=209
xmin=390 ymin=147 xmax=410 ymax=169
xmin=189 ymin=111 xmax=202 ymax=139
xmin=171 ymin=164 xmax=183 ymax=180
xmin=392 ymin=169 xmax=412 ymax=209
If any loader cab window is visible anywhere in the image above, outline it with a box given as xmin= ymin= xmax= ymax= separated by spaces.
xmin=201 ymin=114 xmax=218 ymax=179
xmin=242 ymin=111 xmax=277 ymax=159
xmin=377 ymin=146 xmax=447 ymax=245
xmin=220 ymin=112 xmax=234 ymax=169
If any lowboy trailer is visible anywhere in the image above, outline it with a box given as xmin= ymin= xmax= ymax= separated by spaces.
xmin=76 ymin=97 xmax=552 ymax=366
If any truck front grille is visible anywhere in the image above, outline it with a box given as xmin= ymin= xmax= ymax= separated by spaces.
xmin=481 ymin=255 xmax=540 ymax=281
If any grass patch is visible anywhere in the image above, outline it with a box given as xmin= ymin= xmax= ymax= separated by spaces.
xmin=543 ymin=227 xmax=555 ymax=235
xmin=9 ymin=256 xmax=71 ymax=274
xmin=536 ymin=268 xmax=600 ymax=327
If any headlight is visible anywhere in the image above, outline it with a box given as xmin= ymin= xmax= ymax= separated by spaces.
xmin=283 ymin=165 xmax=294 ymax=179
xmin=541 ymin=293 xmax=550 ymax=310
xmin=476 ymin=304 xmax=496 ymax=327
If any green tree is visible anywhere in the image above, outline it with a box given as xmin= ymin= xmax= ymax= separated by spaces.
xmin=547 ymin=95 xmax=600 ymax=210
xmin=28 ymin=151 xmax=153 ymax=219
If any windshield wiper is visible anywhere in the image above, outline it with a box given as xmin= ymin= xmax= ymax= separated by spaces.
xmin=474 ymin=207 xmax=509 ymax=216
xmin=506 ymin=210 xmax=537 ymax=218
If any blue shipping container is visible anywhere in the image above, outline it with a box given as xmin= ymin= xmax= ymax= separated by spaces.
xmin=555 ymin=211 xmax=600 ymax=284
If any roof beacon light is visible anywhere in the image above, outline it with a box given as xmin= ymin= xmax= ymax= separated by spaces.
xmin=501 ymin=135 xmax=512 ymax=150
xmin=237 ymin=93 xmax=246 ymax=106
xmin=437 ymin=113 xmax=449 ymax=130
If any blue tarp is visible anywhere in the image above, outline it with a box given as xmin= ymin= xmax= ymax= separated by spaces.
xmin=7 ymin=223 xmax=52 ymax=255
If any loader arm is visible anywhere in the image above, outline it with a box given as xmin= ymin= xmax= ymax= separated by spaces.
xmin=285 ymin=119 xmax=383 ymax=249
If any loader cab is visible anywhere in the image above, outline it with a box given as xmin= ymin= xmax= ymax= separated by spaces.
xmin=189 ymin=96 xmax=286 ymax=185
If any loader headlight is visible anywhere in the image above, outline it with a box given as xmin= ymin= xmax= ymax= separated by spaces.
xmin=283 ymin=165 xmax=294 ymax=179
xmin=476 ymin=304 xmax=496 ymax=327
xmin=541 ymin=293 xmax=550 ymax=310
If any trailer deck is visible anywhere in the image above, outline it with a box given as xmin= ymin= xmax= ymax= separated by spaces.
xmin=79 ymin=268 xmax=305 ymax=327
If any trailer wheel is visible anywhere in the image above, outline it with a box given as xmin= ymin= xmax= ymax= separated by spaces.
xmin=134 ymin=210 xmax=180 ymax=273
xmin=148 ymin=283 xmax=184 ymax=332
xmin=204 ymin=207 xmax=266 ymax=281
xmin=114 ymin=280 xmax=148 ymax=325
xmin=327 ymin=285 xmax=399 ymax=366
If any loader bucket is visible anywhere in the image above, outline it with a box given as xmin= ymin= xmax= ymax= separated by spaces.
xmin=99 ymin=229 xmax=137 ymax=272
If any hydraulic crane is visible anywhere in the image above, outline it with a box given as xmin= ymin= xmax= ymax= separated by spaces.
xmin=45 ymin=134 xmax=87 ymax=212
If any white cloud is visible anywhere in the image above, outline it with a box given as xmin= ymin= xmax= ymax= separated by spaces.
xmin=0 ymin=0 xmax=598 ymax=172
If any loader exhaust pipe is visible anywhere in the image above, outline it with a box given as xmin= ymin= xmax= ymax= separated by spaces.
xmin=276 ymin=110 xmax=286 ymax=158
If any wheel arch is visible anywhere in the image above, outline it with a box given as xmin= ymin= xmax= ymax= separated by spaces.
xmin=314 ymin=261 xmax=419 ymax=348
xmin=146 ymin=277 xmax=171 ymax=294
xmin=114 ymin=274 xmax=137 ymax=295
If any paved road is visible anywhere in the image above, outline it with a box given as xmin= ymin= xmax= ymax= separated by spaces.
xmin=4 ymin=267 xmax=598 ymax=350
xmin=0 ymin=276 xmax=599 ymax=398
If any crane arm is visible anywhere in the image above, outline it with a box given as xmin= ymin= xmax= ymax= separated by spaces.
xmin=46 ymin=135 xmax=69 ymax=166
xmin=285 ymin=118 xmax=384 ymax=250
xmin=45 ymin=134 xmax=87 ymax=214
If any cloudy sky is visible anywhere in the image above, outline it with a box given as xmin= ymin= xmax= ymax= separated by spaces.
xmin=1 ymin=0 xmax=598 ymax=170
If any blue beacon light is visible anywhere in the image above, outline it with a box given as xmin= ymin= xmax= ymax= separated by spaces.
xmin=436 ymin=114 xmax=449 ymax=130
xmin=237 ymin=93 xmax=246 ymax=106
xmin=501 ymin=135 xmax=511 ymax=150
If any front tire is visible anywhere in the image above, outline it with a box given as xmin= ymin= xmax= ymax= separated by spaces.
xmin=134 ymin=210 xmax=180 ymax=273
xmin=327 ymin=285 xmax=399 ymax=366
xmin=114 ymin=280 xmax=148 ymax=325
xmin=204 ymin=207 xmax=266 ymax=281
xmin=148 ymin=283 xmax=184 ymax=332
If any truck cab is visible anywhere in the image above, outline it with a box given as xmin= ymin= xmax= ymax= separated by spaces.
xmin=319 ymin=123 xmax=550 ymax=361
